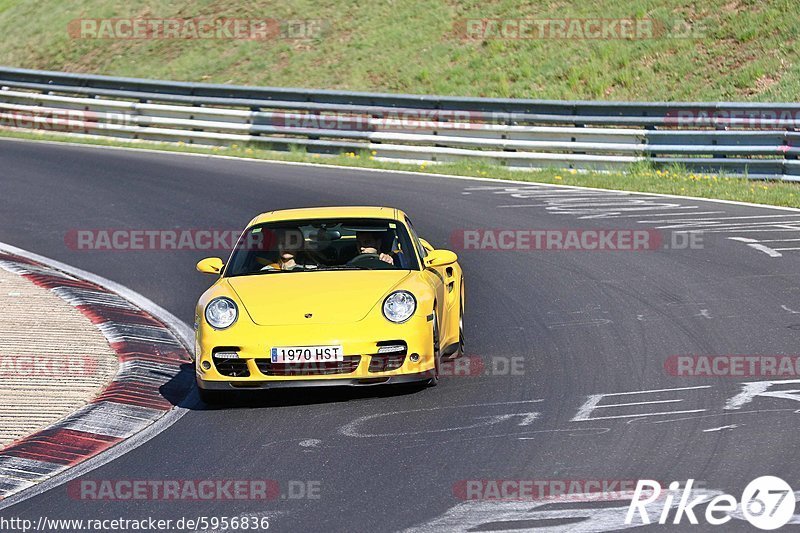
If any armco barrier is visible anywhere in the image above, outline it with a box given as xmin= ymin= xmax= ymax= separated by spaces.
xmin=1 ymin=66 xmax=798 ymax=179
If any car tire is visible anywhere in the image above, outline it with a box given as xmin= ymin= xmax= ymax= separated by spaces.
xmin=426 ymin=311 xmax=441 ymax=387
xmin=456 ymin=283 xmax=465 ymax=358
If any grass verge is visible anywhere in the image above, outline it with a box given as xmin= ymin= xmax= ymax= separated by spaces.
xmin=0 ymin=0 xmax=798 ymax=101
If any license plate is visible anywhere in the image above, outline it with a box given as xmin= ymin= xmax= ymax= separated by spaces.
xmin=270 ymin=345 xmax=344 ymax=363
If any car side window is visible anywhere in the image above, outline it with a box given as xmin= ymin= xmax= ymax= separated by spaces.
xmin=405 ymin=217 xmax=427 ymax=260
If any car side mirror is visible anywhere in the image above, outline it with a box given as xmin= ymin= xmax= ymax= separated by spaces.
xmin=418 ymin=238 xmax=435 ymax=253
xmin=196 ymin=257 xmax=224 ymax=275
xmin=424 ymin=249 xmax=458 ymax=268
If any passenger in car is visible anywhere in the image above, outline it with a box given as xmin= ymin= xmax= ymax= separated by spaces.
xmin=258 ymin=229 xmax=318 ymax=271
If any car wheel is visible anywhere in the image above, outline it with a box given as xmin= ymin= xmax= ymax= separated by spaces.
xmin=426 ymin=311 xmax=441 ymax=387
xmin=199 ymin=387 xmax=227 ymax=405
xmin=456 ymin=284 xmax=465 ymax=358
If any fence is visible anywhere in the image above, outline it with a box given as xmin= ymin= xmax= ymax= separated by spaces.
xmin=1 ymin=66 xmax=798 ymax=180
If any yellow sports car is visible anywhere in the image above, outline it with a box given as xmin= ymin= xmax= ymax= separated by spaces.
xmin=194 ymin=206 xmax=464 ymax=403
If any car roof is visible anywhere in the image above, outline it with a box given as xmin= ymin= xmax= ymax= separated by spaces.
xmin=248 ymin=206 xmax=406 ymax=226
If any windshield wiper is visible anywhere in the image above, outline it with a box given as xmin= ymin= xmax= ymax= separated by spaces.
xmin=316 ymin=265 xmax=374 ymax=271
xmin=234 ymin=269 xmax=300 ymax=276
xmin=234 ymin=266 xmax=376 ymax=276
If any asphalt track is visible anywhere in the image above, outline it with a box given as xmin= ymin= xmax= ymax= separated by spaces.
xmin=1 ymin=137 xmax=800 ymax=532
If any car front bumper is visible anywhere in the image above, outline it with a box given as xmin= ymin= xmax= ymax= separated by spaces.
xmin=196 ymin=370 xmax=434 ymax=390
xmin=195 ymin=313 xmax=435 ymax=387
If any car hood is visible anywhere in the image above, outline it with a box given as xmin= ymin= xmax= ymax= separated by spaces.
xmin=226 ymin=270 xmax=413 ymax=325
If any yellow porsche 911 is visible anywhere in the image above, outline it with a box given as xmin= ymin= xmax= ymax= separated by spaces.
xmin=194 ymin=206 xmax=464 ymax=403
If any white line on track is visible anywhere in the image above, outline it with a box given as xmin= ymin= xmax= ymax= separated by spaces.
xmin=586 ymin=385 xmax=712 ymax=397
xmin=750 ymin=245 xmax=783 ymax=257
xmin=594 ymin=399 xmax=683 ymax=409
xmin=713 ymin=228 xmax=800 ymax=233
xmin=703 ymin=424 xmax=738 ymax=432
xmin=651 ymin=220 xmax=800 ymax=230
xmin=727 ymin=238 xmax=784 ymax=257
xmin=644 ymin=214 xmax=800 ymax=223
xmin=604 ymin=211 xmax=726 ymax=218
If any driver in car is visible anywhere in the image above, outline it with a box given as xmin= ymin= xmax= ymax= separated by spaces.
xmin=355 ymin=231 xmax=395 ymax=265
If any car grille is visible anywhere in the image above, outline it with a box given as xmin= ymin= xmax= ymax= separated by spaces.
xmin=368 ymin=354 xmax=406 ymax=372
xmin=212 ymin=356 xmax=250 ymax=377
xmin=369 ymin=340 xmax=408 ymax=372
xmin=255 ymin=355 xmax=361 ymax=376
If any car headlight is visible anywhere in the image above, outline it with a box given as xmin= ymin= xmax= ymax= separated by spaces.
xmin=205 ymin=297 xmax=238 ymax=329
xmin=383 ymin=291 xmax=416 ymax=323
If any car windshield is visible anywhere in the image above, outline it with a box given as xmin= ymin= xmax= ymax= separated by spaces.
xmin=225 ymin=217 xmax=420 ymax=276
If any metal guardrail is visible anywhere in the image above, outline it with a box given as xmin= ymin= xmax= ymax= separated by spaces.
xmin=1 ymin=66 xmax=799 ymax=180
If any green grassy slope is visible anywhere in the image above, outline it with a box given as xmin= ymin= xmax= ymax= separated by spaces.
xmin=0 ymin=0 xmax=797 ymax=101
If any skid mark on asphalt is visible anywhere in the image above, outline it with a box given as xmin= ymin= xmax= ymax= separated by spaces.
xmin=340 ymin=400 xmax=545 ymax=438
xmin=465 ymin=185 xmax=800 ymax=258
xmin=696 ymin=309 xmax=712 ymax=319
xmin=336 ymin=382 xmax=800 ymax=447
xmin=546 ymin=318 xmax=613 ymax=328
xmin=336 ymin=383 xmax=800 ymax=445
xmin=328 ymin=380 xmax=800 ymax=458
xmin=396 ymin=428 xmax=612 ymax=449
